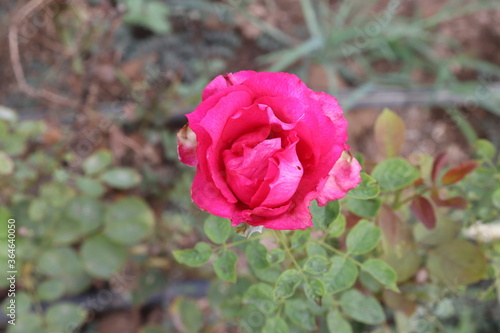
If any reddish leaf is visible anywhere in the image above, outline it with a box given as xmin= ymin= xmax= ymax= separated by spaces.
xmin=413 ymin=178 xmax=425 ymax=186
xmin=410 ymin=196 xmax=436 ymax=229
xmin=374 ymin=108 xmax=406 ymax=158
xmin=431 ymin=153 xmax=448 ymax=184
xmin=383 ymin=290 xmax=417 ymax=316
xmin=431 ymin=190 xmax=468 ymax=210
xmin=441 ymin=160 xmax=479 ymax=185
xmin=345 ymin=211 xmax=362 ymax=229
xmin=376 ymin=205 xmax=414 ymax=254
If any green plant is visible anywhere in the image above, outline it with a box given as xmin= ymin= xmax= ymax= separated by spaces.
xmin=172 ymin=109 xmax=500 ymax=332
xmin=120 ymin=0 xmax=171 ymax=34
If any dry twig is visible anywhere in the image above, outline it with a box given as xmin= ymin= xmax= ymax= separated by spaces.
xmin=8 ymin=0 xmax=78 ymax=108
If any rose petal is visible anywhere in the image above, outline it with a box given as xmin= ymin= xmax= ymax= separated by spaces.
xmin=223 ymin=138 xmax=282 ymax=204
xmin=316 ymin=151 xmax=362 ymax=206
xmin=256 ymin=138 xmax=303 ymax=208
xmin=309 ymin=91 xmax=344 ymax=122
xmin=177 ymin=124 xmax=198 ymax=166
xmin=241 ymin=72 xmax=310 ymax=101
xmin=202 ymin=71 xmax=257 ymax=101
xmin=191 ymin=169 xmax=236 ymax=219
xmin=189 ymin=90 xmax=254 ymax=203
xmin=235 ymin=200 xmax=313 ymax=230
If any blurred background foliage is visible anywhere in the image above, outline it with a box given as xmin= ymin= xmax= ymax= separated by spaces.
xmin=0 ymin=0 xmax=500 ymax=332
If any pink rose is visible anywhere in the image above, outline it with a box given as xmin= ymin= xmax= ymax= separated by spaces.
xmin=177 ymin=71 xmax=361 ymax=230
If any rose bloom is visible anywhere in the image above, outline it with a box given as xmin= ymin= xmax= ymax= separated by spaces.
xmin=177 ymin=71 xmax=361 ymax=230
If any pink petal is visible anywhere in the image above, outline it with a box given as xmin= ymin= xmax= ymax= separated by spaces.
xmin=202 ymin=71 xmax=257 ymax=101
xmin=309 ymin=91 xmax=344 ymax=122
xmin=191 ymin=169 xmax=236 ymax=219
xmin=223 ymin=138 xmax=282 ymax=204
xmin=258 ymin=138 xmax=304 ymax=208
xmin=177 ymin=124 xmax=198 ymax=166
xmin=241 ymin=72 xmax=310 ymax=101
xmin=235 ymin=199 xmax=313 ymax=230
xmin=316 ymin=151 xmax=362 ymax=206
xmin=188 ymin=90 xmax=254 ymax=204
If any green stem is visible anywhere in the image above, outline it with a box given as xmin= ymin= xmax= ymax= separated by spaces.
xmin=319 ymin=241 xmax=363 ymax=268
xmin=393 ymin=186 xmax=431 ymax=210
xmin=275 ymin=231 xmax=307 ymax=277
xmin=223 ymin=233 xmax=270 ymax=249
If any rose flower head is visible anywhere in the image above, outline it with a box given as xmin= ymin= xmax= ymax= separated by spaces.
xmin=177 ymin=71 xmax=361 ymax=230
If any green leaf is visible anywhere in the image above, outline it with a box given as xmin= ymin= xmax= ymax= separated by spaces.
xmin=65 ymin=196 xmax=103 ymax=235
xmin=37 ymin=248 xmax=84 ymax=278
xmin=122 ymin=0 xmax=171 ymax=34
xmin=304 ymin=277 xmax=326 ymax=301
xmin=274 ymin=269 xmax=302 ymax=300
xmin=213 ymin=250 xmax=238 ymax=283
xmin=263 ymin=317 xmax=288 ymax=333
xmin=306 ymin=242 xmax=328 ymax=257
xmin=325 ymin=200 xmax=341 ymax=226
xmin=323 ymin=256 xmax=358 ymax=293
xmin=204 ymin=215 xmax=232 ymax=244
xmin=2 ymin=292 xmax=31 ymax=314
xmin=243 ymin=283 xmax=277 ymax=313
xmin=81 ymin=235 xmax=127 ymax=279
xmin=348 ymin=172 xmax=380 ymax=199
xmin=46 ymin=303 xmax=87 ymax=332
xmin=82 ymin=149 xmax=112 ymax=175
xmin=303 ymin=255 xmax=331 ymax=274
xmin=362 ymin=259 xmax=399 ymax=292
xmin=284 ymin=299 xmax=316 ymax=330
xmin=290 ymin=229 xmax=310 ymax=249
xmin=492 ymin=187 xmax=500 ymax=209
xmin=6 ymin=313 xmax=43 ymax=333
xmin=101 ymin=167 xmax=141 ymax=189
xmin=346 ymin=220 xmax=381 ymax=255
xmin=0 ymin=151 xmax=14 ymax=175
xmin=327 ymin=214 xmax=346 ymax=238
xmin=359 ymin=270 xmax=382 ymax=293
xmin=372 ymin=158 xmax=420 ymax=192
xmin=382 ymin=249 xmax=422 ymax=283
xmin=327 ymin=310 xmax=353 ymax=333
xmin=28 ymin=199 xmax=47 ymax=222
xmin=340 ymin=289 xmax=385 ymax=325
xmin=4 ymin=133 xmax=26 ymax=156
xmin=76 ymin=176 xmax=105 ymax=197
xmin=246 ymin=241 xmax=270 ymax=271
xmin=178 ymin=298 xmax=203 ymax=333
xmin=475 ymin=139 xmax=495 ymax=160
xmin=173 ymin=242 xmax=212 ymax=267
xmin=37 ymin=280 xmax=65 ymax=302
xmin=313 ymin=200 xmax=342 ymax=230
xmin=104 ymin=197 xmax=154 ymax=245
xmin=413 ymin=216 xmax=460 ymax=246
xmin=346 ymin=197 xmax=381 ymax=218
xmin=245 ymin=242 xmax=281 ymax=283
xmin=374 ymin=108 xmax=406 ymax=158
xmin=311 ymin=200 xmax=326 ymax=228
xmin=267 ymin=248 xmax=285 ymax=264
xmin=426 ymin=239 xmax=488 ymax=286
